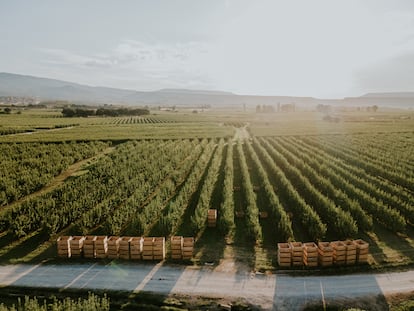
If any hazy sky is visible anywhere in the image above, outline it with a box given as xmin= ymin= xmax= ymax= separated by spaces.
xmin=1 ymin=0 xmax=414 ymax=98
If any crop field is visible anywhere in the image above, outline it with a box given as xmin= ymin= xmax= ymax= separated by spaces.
xmin=0 ymin=108 xmax=413 ymax=270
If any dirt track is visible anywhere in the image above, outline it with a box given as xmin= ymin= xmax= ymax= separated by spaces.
xmin=0 ymin=263 xmax=412 ymax=310
xmin=233 ymin=125 xmax=251 ymax=141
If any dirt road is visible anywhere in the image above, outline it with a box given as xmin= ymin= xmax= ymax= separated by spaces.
xmin=0 ymin=263 xmax=412 ymax=310
xmin=233 ymin=125 xmax=251 ymax=141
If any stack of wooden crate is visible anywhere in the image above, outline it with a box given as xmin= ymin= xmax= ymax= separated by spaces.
xmin=130 ymin=237 xmax=143 ymax=260
xmin=107 ymin=236 xmax=120 ymax=259
xmin=142 ymin=237 xmax=154 ymax=260
xmin=57 ymin=235 xmax=203 ymax=262
xmin=171 ymin=236 xmax=183 ymax=260
xmin=318 ymin=242 xmax=333 ymax=266
xmin=153 ymin=237 xmax=166 ymax=260
xmin=95 ymin=236 xmax=108 ymax=259
xmin=355 ymin=239 xmax=369 ymax=263
xmin=70 ymin=236 xmax=85 ymax=258
xmin=303 ymin=242 xmax=318 ymax=267
xmin=83 ymin=236 xmax=96 ymax=259
xmin=277 ymin=243 xmax=292 ymax=267
xmin=57 ymin=236 xmax=72 ymax=258
xmin=332 ymin=241 xmax=346 ymax=265
xmin=119 ymin=237 xmax=131 ymax=260
xmin=344 ymin=240 xmax=357 ymax=265
xmin=207 ymin=209 xmax=217 ymax=227
xmin=290 ymin=242 xmax=303 ymax=267
xmin=182 ymin=237 xmax=194 ymax=260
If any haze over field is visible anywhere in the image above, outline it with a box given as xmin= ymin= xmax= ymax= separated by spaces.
xmin=1 ymin=0 xmax=414 ymax=99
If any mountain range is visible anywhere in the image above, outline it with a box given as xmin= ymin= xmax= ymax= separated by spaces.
xmin=0 ymin=72 xmax=413 ymax=108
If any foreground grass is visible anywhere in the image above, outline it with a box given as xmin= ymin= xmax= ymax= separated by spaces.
xmin=0 ymin=293 xmax=109 ymax=311
xmin=0 ymin=286 xmax=413 ymax=311
xmin=303 ymin=292 xmax=414 ymax=311
xmin=0 ymin=287 xmax=256 ymax=311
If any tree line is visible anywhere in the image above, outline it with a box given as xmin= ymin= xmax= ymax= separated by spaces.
xmin=62 ymin=107 xmax=150 ymax=117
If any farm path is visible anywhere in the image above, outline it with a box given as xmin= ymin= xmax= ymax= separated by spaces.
xmin=233 ymin=124 xmax=251 ymax=141
xmin=1 ymin=146 xmax=116 ymax=214
xmin=0 ymin=263 xmax=413 ymax=310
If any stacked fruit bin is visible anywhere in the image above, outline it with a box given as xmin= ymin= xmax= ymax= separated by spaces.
xmin=277 ymin=243 xmax=292 ymax=267
xmin=57 ymin=236 xmax=72 ymax=258
xmin=171 ymin=236 xmax=183 ymax=260
xmin=207 ymin=209 xmax=217 ymax=227
xmin=303 ymin=242 xmax=318 ymax=267
xmin=107 ymin=236 xmax=120 ymax=259
xmin=182 ymin=237 xmax=194 ymax=260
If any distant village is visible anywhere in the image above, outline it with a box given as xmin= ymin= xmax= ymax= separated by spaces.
xmin=0 ymin=96 xmax=39 ymax=106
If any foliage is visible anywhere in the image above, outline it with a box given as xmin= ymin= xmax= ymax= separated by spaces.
xmin=0 ymin=122 xmax=412 ymax=253
xmin=0 ymin=293 xmax=109 ymax=311
xmin=261 ymin=137 xmax=358 ymax=238
xmin=117 ymin=139 xmax=205 ymax=236
xmin=252 ymin=137 xmax=327 ymax=240
xmin=190 ymin=138 xmax=224 ymax=235
xmin=0 ymin=141 xmax=109 ymax=206
xmin=275 ymin=136 xmax=373 ymax=231
xmin=244 ymin=141 xmax=294 ymax=240
xmin=298 ymin=136 xmax=407 ymax=232
xmin=219 ymin=139 xmax=235 ymax=235
xmin=62 ymin=107 xmax=149 ymax=117
xmin=155 ymin=139 xmax=216 ymax=236
xmin=236 ymin=140 xmax=262 ymax=243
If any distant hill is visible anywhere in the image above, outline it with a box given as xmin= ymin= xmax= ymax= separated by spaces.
xmin=0 ymin=72 xmax=137 ymax=103
xmin=362 ymin=92 xmax=414 ymax=98
xmin=0 ymin=72 xmax=318 ymax=106
xmin=0 ymin=72 xmax=413 ymax=108
xmin=157 ymin=88 xmax=234 ymax=96
xmin=344 ymin=92 xmax=414 ymax=108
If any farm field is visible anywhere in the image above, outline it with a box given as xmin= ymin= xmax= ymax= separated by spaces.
xmin=0 ymin=107 xmax=413 ymax=271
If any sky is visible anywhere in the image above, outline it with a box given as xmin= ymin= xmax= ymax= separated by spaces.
xmin=1 ymin=0 xmax=414 ymax=98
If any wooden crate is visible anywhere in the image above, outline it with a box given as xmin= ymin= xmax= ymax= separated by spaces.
xmin=331 ymin=241 xmax=346 ymax=265
xmin=95 ymin=236 xmax=107 ymax=250
xmin=171 ymin=236 xmax=183 ymax=249
xmin=318 ymin=242 xmax=333 ymax=266
xmin=354 ymin=239 xmax=370 ymax=263
xmin=119 ymin=237 xmax=132 ymax=260
xmin=107 ymin=236 xmax=121 ymax=259
xmin=95 ymin=236 xmax=108 ymax=259
xmin=171 ymin=236 xmax=183 ymax=260
xmin=130 ymin=237 xmax=143 ymax=260
xmin=207 ymin=209 xmax=217 ymax=227
xmin=344 ymin=240 xmax=357 ymax=265
xmin=277 ymin=243 xmax=292 ymax=267
xmin=83 ymin=235 xmax=97 ymax=259
xmin=142 ymin=237 xmax=154 ymax=260
xmin=289 ymin=242 xmax=303 ymax=266
xmin=57 ymin=236 xmax=72 ymax=249
xmin=69 ymin=236 xmax=85 ymax=258
xmin=303 ymin=242 xmax=318 ymax=267
xmin=57 ymin=236 xmax=72 ymax=258
xmin=153 ymin=237 xmax=165 ymax=260
xmin=182 ymin=237 xmax=194 ymax=260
